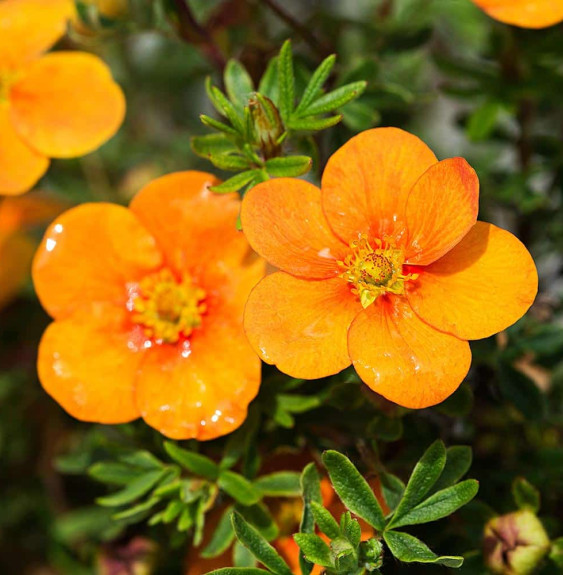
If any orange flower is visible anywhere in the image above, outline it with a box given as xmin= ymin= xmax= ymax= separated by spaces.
xmin=0 ymin=192 xmax=67 ymax=309
xmin=471 ymin=0 xmax=563 ymax=28
xmin=0 ymin=0 xmax=125 ymax=195
xmin=32 ymin=171 xmax=264 ymax=440
xmin=242 ymin=128 xmax=537 ymax=409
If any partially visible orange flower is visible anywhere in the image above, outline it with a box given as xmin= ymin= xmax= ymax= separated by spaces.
xmin=0 ymin=193 xmax=67 ymax=309
xmin=471 ymin=0 xmax=563 ymax=28
xmin=32 ymin=171 xmax=264 ymax=440
xmin=0 ymin=0 xmax=125 ymax=195
xmin=242 ymin=128 xmax=538 ymax=409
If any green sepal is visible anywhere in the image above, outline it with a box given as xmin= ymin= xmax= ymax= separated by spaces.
xmin=512 ymin=477 xmax=541 ymax=513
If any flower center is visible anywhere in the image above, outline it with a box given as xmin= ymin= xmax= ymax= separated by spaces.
xmin=339 ymin=236 xmax=418 ymax=308
xmin=130 ymin=268 xmax=206 ymax=343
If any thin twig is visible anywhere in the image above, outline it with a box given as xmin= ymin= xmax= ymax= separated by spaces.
xmin=261 ymin=0 xmax=330 ymax=57
xmin=172 ymin=0 xmax=226 ymax=71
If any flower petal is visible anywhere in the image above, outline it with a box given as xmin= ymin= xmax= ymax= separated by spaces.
xmin=37 ymin=306 xmax=143 ymax=424
xmin=130 ymin=171 xmax=258 ymax=276
xmin=348 ymin=296 xmax=471 ymax=408
xmin=244 ymin=272 xmax=361 ymax=379
xmin=472 ymin=0 xmax=563 ymax=28
xmin=33 ymin=203 xmax=162 ymax=319
xmin=241 ymin=178 xmax=347 ymax=279
xmin=0 ymin=0 xmax=74 ymax=68
xmin=407 ymin=222 xmax=538 ymax=340
xmin=405 ymin=158 xmax=479 ymax=265
xmin=135 ymin=313 xmax=261 ymax=441
xmin=322 ymin=127 xmax=437 ymax=244
xmin=0 ymin=104 xmax=49 ymax=195
xmin=10 ymin=52 xmax=125 ymax=158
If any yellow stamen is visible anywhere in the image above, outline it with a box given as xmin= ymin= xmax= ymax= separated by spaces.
xmin=130 ymin=268 xmax=206 ymax=343
xmin=339 ymin=235 xmax=418 ymax=308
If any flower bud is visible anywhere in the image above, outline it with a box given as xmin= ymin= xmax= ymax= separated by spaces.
xmin=98 ymin=537 xmax=156 ymax=575
xmin=248 ymin=94 xmax=285 ymax=160
xmin=483 ymin=510 xmax=550 ymax=575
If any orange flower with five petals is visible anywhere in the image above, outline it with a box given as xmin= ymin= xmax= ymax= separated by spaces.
xmin=0 ymin=0 xmax=125 ymax=195
xmin=471 ymin=0 xmax=563 ymax=28
xmin=33 ymin=172 xmax=264 ymax=440
xmin=242 ymin=128 xmax=538 ymax=409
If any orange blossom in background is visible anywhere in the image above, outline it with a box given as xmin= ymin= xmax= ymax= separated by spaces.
xmin=33 ymin=171 xmax=264 ymax=440
xmin=0 ymin=192 xmax=67 ymax=309
xmin=471 ymin=0 xmax=563 ymax=28
xmin=242 ymin=128 xmax=538 ymax=409
xmin=0 ymin=0 xmax=125 ymax=195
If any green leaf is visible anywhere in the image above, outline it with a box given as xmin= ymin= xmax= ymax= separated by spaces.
xmin=254 ymin=472 xmax=301 ymax=497
xmin=299 ymin=463 xmax=322 ymax=575
xmin=164 ymin=441 xmax=219 ymax=480
xmin=343 ymin=518 xmax=361 ymax=548
xmin=210 ymin=170 xmax=260 ymax=194
xmin=88 ymin=462 xmax=140 ymax=486
xmin=380 ymin=473 xmax=405 ymax=512
xmin=310 ymin=501 xmax=340 ymax=539
xmin=234 ymin=540 xmax=258 ymax=568
xmin=112 ymin=496 xmax=160 ymax=521
xmin=431 ymin=446 xmax=473 ymax=494
xmin=236 ymin=503 xmax=279 ymax=541
xmin=96 ymin=469 xmax=166 ymax=507
xmin=295 ymin=54 xmax=336 ymax=114
xmin=287 ymin=115 xmax=342 ymax=132
xmin=512 ymin=477 xmax=541 ymax=512
xmin=231 ymin=513 xmax=293 ymax=575
xmin=177 ymin=507 xmax=193 ymax=532
xmin=225 ymin=60 xmax=254 ymax=110
xmin=390 ymin=441 xmax=446 ymax=525
xmin=341 ymin=100 xmax=380 ymax=132
xmin=322 ymin=450 xmax=386 ymax=531
xmin=208 ymin=153 xmax=251 ymax=172
xmin=299 ymin=81 xmax=367 ymax=117
xmin=277 ymin=40 xmax=295 ymax=122
xmin=367 ymin=415 xmax=403 ymax=442
xmin=277 ymin=394 xmax=321 ymax=413
xmin=206 ymin=570 xmax=270 ymax=575
xmin=219 ymin=471 xmax=262 ymax=506
xmin=293 ymin=533 xmax=334 ymax=568
xmin=162 ymin=499 xmax=184 ymax=524
xmin=191 ymin=134 xmax=238 ymax=159
xmin=119 ymin=450 xmax=163 ymax=470
xmin=200 ymin=114 xmax=240 ymax=136
xmin=466 ymin=101 xmax=502 ymax=141
xmin=202 ymin=507 xmax=235 ymax=558
xmin=210 ymin=85 xmax=245 ymax=133
xmin=388 ymin=480 xmax=479 ymax=529
xmin=383 ymin=531 xmax=463 ymax=568
xmin=265 ymin=156 xmax=312 ymax=178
